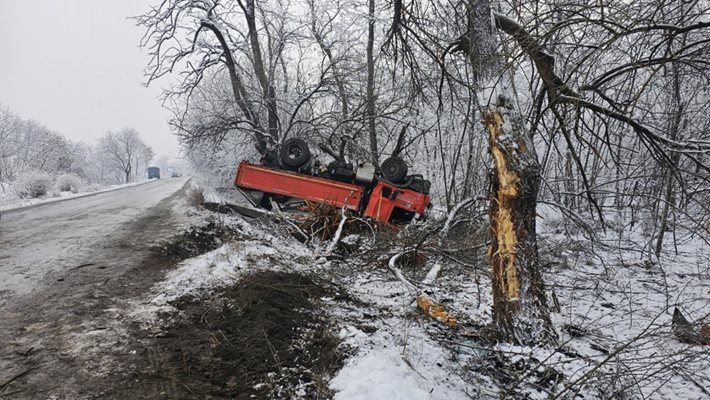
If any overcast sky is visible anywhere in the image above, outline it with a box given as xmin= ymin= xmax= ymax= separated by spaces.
xmin=0 ymin=0 xmax=179 ymax=158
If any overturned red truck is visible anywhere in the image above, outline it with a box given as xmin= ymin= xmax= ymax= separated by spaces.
xmin=234 ymin=138 xmax=431 ymax=224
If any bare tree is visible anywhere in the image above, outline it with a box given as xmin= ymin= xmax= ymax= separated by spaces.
xmin=99 ymin=128 xmax=153 ymax=184
xmin=0 ymin=105 xmax=21 ymax=186
xmin=135 ymin=0 xmax=318 ymax=155
xmin=0 ymin=105 xmax=76 ymax=185
xmin=383 ymin=0 xmax=710 ymax=344
xmin=134 ymin=142 xmax=155 ymax=180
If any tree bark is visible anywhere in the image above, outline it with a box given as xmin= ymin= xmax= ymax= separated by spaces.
xmin=466 ymin=0 xmax=555 ymax=344
xmin=366 ymin=0 xmax=379 ymax=166
xmin=484 ymin=99 xmax=554 ymax=344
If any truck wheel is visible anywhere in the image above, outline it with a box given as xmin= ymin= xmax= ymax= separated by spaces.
xmin=280 ymin=138 xmax=311 ymax=168
xmin=380 ymin=156 xmax=408 ymax=183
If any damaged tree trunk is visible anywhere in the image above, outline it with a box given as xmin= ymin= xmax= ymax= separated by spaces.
xmin=484 ymin=100 xmax=554 ymax=344
xmin=465 ymin=0 xmax=555 ymax=344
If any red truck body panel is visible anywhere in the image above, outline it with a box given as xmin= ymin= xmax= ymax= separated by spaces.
xmin=234 ymin=161 xmax=430 ymax=223
xmin=234 ymin=161 xmax=364 ymax=211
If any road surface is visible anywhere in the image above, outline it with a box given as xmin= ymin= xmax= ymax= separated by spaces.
xmin=0 ymin=177 xmax=190 ymax=399
xmin=0 ymin=178 xmax=189 ymax=298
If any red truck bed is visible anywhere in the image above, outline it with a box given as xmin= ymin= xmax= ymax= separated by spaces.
xmin=234 ymin=161 xmax=430 ymax=224
xmin=234 ymin=161 xmax=364 ymax=211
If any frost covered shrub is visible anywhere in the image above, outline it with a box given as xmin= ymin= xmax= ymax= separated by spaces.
xmin=15 ymin=171 xmax=54 ymax=198
xmin=187 ymin=187 xmax=205 ymax=207
xmin=56 ymin=173 xmax=83 ymax=193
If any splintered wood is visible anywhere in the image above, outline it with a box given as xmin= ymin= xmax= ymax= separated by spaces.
xmin=388 ymin=252 xmax=458 ymax=328
xmin=485 ymin=110 xmax=521 ymax=303
xmin=416 ymin=294 xmax=458 ymax=327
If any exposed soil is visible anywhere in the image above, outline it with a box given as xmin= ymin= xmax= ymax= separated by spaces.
xmin=160 ymin=221 xmax=240 ymax=261
xmin=103 ymin=271 xmax=343 ymax=399
xmin=201 ymin=201 xmax=243 ymax=215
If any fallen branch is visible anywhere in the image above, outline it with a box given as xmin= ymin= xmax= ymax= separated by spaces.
xmin=388 ymin=251 xmax=458 ymax=327
xmin=421 ymin=262 xmax=441 ymax=285
xmin=325 ymin=205 xmax=348 ymax=254
xmin=325 ymin=193 xmax=353 ymax=254
xmin=387 ymin=251 xmax=418 ymax=294
xmin=439 ymin=196 xmax=484 ymax=238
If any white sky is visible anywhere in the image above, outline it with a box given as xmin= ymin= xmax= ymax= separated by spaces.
xmin=0 ymin=0 xmax=179 ymax=158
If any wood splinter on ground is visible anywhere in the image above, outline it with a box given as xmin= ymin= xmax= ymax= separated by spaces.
xmin=416 ymin=294 xmax=458 ymax=327
xmin=388 ymin=252 xmax=458 ymax=328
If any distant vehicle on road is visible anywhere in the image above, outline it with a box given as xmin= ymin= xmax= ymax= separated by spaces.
xmin=147 ymin=167 xmax=161 ymax=179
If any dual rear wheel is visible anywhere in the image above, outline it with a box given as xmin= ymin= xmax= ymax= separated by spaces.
xmin=279 ymin=138 xmax=409 ymax=184
xmin=279 ymin=138 xmax=311 ymax=169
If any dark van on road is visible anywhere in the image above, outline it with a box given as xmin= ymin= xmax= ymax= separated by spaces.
xmin=147 ymin=167 xmax=160 ymax=179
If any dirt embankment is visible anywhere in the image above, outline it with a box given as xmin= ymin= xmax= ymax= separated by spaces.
xmin=102 ymin=271 xmax=343 ymax=400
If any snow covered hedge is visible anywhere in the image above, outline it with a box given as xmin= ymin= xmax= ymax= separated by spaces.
xmin=14 ymin=171 xmax=54 ymax=198
xmin=55 ymin=173 xmax=84 ymax=193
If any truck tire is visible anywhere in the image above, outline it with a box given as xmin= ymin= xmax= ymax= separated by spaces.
xmin=380 ymin=156 xmax=408 ymax=183
xmin=280 ymin=138 xmax=311 ymax=168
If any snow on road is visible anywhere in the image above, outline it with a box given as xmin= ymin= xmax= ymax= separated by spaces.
xmin=0 ymin=177 xmax=189 ymax=299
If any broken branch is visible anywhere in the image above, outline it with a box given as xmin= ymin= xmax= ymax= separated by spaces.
xmin=387 ymin=251 xmax=458 ymax=327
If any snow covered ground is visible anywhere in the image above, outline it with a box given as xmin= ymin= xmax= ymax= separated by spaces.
xmin=0 ymin=179 xmax=157 ymax=212
xmin=90 ymin=194 xmax=709 ymax=399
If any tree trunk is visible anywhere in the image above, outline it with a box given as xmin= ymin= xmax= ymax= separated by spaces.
xmin=366 ymin=0 xmax=379 ymax=166
xmin=467 ymin=0 xmax=555 ymax=344
xmin=484 ymin=98 xmax=555 ymax=344
xmin=242 ymin=0 xmax=279 ymax=144
xmin=564 ymin=151 xmax=575 ymax=208
xmin=655 ymin=32 xmax=684 ymax=257
xmin=201 ymin=19 xmax=267 ymax=154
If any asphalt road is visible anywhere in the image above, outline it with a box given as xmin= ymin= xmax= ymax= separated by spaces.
xmin=0 ymin=177 xmax=190 ymax=399
xmin=0 ymin=178 xmax=189 ymax=298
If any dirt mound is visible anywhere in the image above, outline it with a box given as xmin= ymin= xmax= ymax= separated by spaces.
xmin=112 ymin=271 xmax=343 ymax=399
xmin=160 ymin=222 xmax=238 ymax=260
